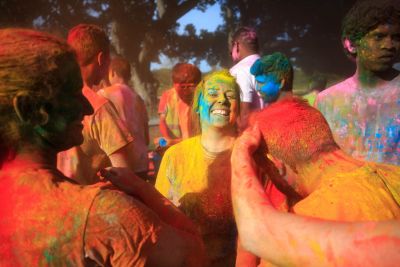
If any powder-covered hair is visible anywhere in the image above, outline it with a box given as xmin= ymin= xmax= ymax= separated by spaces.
xmin=191 ymin=69 xmax=241 ymax=134
xmin=342 ymin=0 xmax=400 ymax=58
xmin=250 ymin=52 xmax=293 ymax=92
xmin=110 ymin=56 xmax=131 ymax=83
xmin=232 ymin=26 xmax=259 ymax=53
xmin=251 ymin=97 xmax=339 ymax=168
xmin=171 ymin=63 xmax=202 ymax=84
xmin=0 ymin=28 xmax=77 ymax=164
xmin=67 ymin=24 xmax=110 ymax=66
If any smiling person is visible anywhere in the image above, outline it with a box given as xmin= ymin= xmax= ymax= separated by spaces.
xmin=315 ymin=0 xmax=400 ymax=166
xmin=0 ymin=28 xmax=205 ymax=266
xmin=250 ymin=52 xmax=294 ymax=105
xmin=155 ymin=70 xmax=240 ymax=266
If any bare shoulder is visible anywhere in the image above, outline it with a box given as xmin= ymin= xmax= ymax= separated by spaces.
xmin=316 ymin=77 xmax=355 ymax=103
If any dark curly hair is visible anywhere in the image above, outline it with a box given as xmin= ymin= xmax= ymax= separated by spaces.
xmin=342 ymin=0 xmax=400 ymax=58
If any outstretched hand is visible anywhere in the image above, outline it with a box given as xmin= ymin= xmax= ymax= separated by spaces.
xmin=99 ymin=167 xmax=199 ymax=236
xmin=98 ymin=167 xmax=146 ymax=198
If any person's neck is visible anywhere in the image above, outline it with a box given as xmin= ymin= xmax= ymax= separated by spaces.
xmin=295 ymin=149 xmax=364 ymax=195
xmin=200 ymin=126 xmax=237 ymax=153
xmin=277 ymin=91 xmax=293 ymax=101
xmin=80 ymin=64 xmax=97 ymax=90
xmin=110 ymin=77 xmax=126 ymax=86
xmin=355 ymin=65 xmax=399 ymax=89
xmin=238 ymin=50 xmax=257 ymax=61
xmin=4 ymin=144 xmax=57 ymax=171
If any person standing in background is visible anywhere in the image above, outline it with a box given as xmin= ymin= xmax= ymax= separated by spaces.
xmin=229 ymin=26 xmax=261 ymax=131
xmin=158 ymin=63 xmax=201 ymax=147
xmin=58 ymin=24 xmax=136 ymax=184
xmin=315 ymin=0 xmax=400 ymax=165
xmin=99 ymin=56 xmax=150 ymax=180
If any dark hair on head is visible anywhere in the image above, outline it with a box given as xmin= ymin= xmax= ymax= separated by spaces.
xmin=232 ymin=26 xmax=259 ymax=53
xmin=342 ymin=0 xmax=400 ymax=58
xmin=67 ymin=24 xmax=110 ymax=66
xmin=110 ymin=56 xmax=131 ymax=83
xmin=171 ymin=63 xmax=202 ymax=84
xmin=250 ymin=52 xmax=293 ymax=92
xmin=251 ymin=97 xmax=339 ymax=168
xmin=0 ymin=28 xmax=78 ymax=164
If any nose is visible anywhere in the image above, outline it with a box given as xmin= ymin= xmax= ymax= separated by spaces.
xmin=217 ymin=93 xmax=230 ymax=105
xmin=382 ymin=36 xmax=397 ymax=50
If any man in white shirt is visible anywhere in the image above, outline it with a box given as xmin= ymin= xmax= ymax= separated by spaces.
xmin=229 ymin=27 xmax=261 ymax=130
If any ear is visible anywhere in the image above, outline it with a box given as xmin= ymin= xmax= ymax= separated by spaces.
xmin=235 ymin=41 xmax=240 ymax=53
xmin=97 ymin=51 xmax=108 ymax=67
xmin=13 ymin=93 xmax=49 ymax=126
xmin=343 ymin=38 xmax=357 ymax=55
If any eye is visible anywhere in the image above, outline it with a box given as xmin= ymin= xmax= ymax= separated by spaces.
xmin=225 ymin=91 xmax=236 ymax=100
xmin=373 ymin=33 xmax=385 ymax=41
xmin=207 ymin=89 xmax=218 ymax=97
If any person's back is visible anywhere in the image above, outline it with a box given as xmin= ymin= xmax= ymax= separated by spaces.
xmin=0 ymin=160 xmax=203 ymax=266
xmin=292 ymin=160 xmax=400 ymax=221
xmin=99 ymin=56 xmax=150 ymax=177
xmin=229 ymin=27 xmax=262 ymax=131
xmin=100 ymin=84 xmax=149 ymax=173
xmin=254 ymin=98 xmax=400 ymax=221
xmin=252 ymin=98 xmax=400 ymax=267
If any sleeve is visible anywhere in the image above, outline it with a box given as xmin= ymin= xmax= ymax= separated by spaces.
xmin=158 ymin=90 xmax=169 ymax=115
xmin=234 ymin=69 xmax=254 ymax=103
xmin=90 ymin=102 xmax=134 ymax=156
xmin=155 ymin=150 xmax=174 ymax=199
xmin=84 ymin=189 xmax=165 ymax=266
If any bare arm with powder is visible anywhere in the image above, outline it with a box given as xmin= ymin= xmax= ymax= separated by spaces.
xmin=99 ymin=167 xmax=199 ymax=236
xmin=231 ymin=125 xmax=400 ymax=267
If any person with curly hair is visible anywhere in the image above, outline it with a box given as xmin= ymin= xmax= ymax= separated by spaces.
xmin=315 ymin=0 xmax=400 ymax=165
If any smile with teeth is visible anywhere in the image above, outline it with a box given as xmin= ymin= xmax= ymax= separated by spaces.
xmin=211 ymin=109 xmax=230 ymax=116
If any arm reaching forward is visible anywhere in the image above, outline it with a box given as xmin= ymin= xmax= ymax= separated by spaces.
xmin=231 ymin=125 xmax=400 ymax=267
